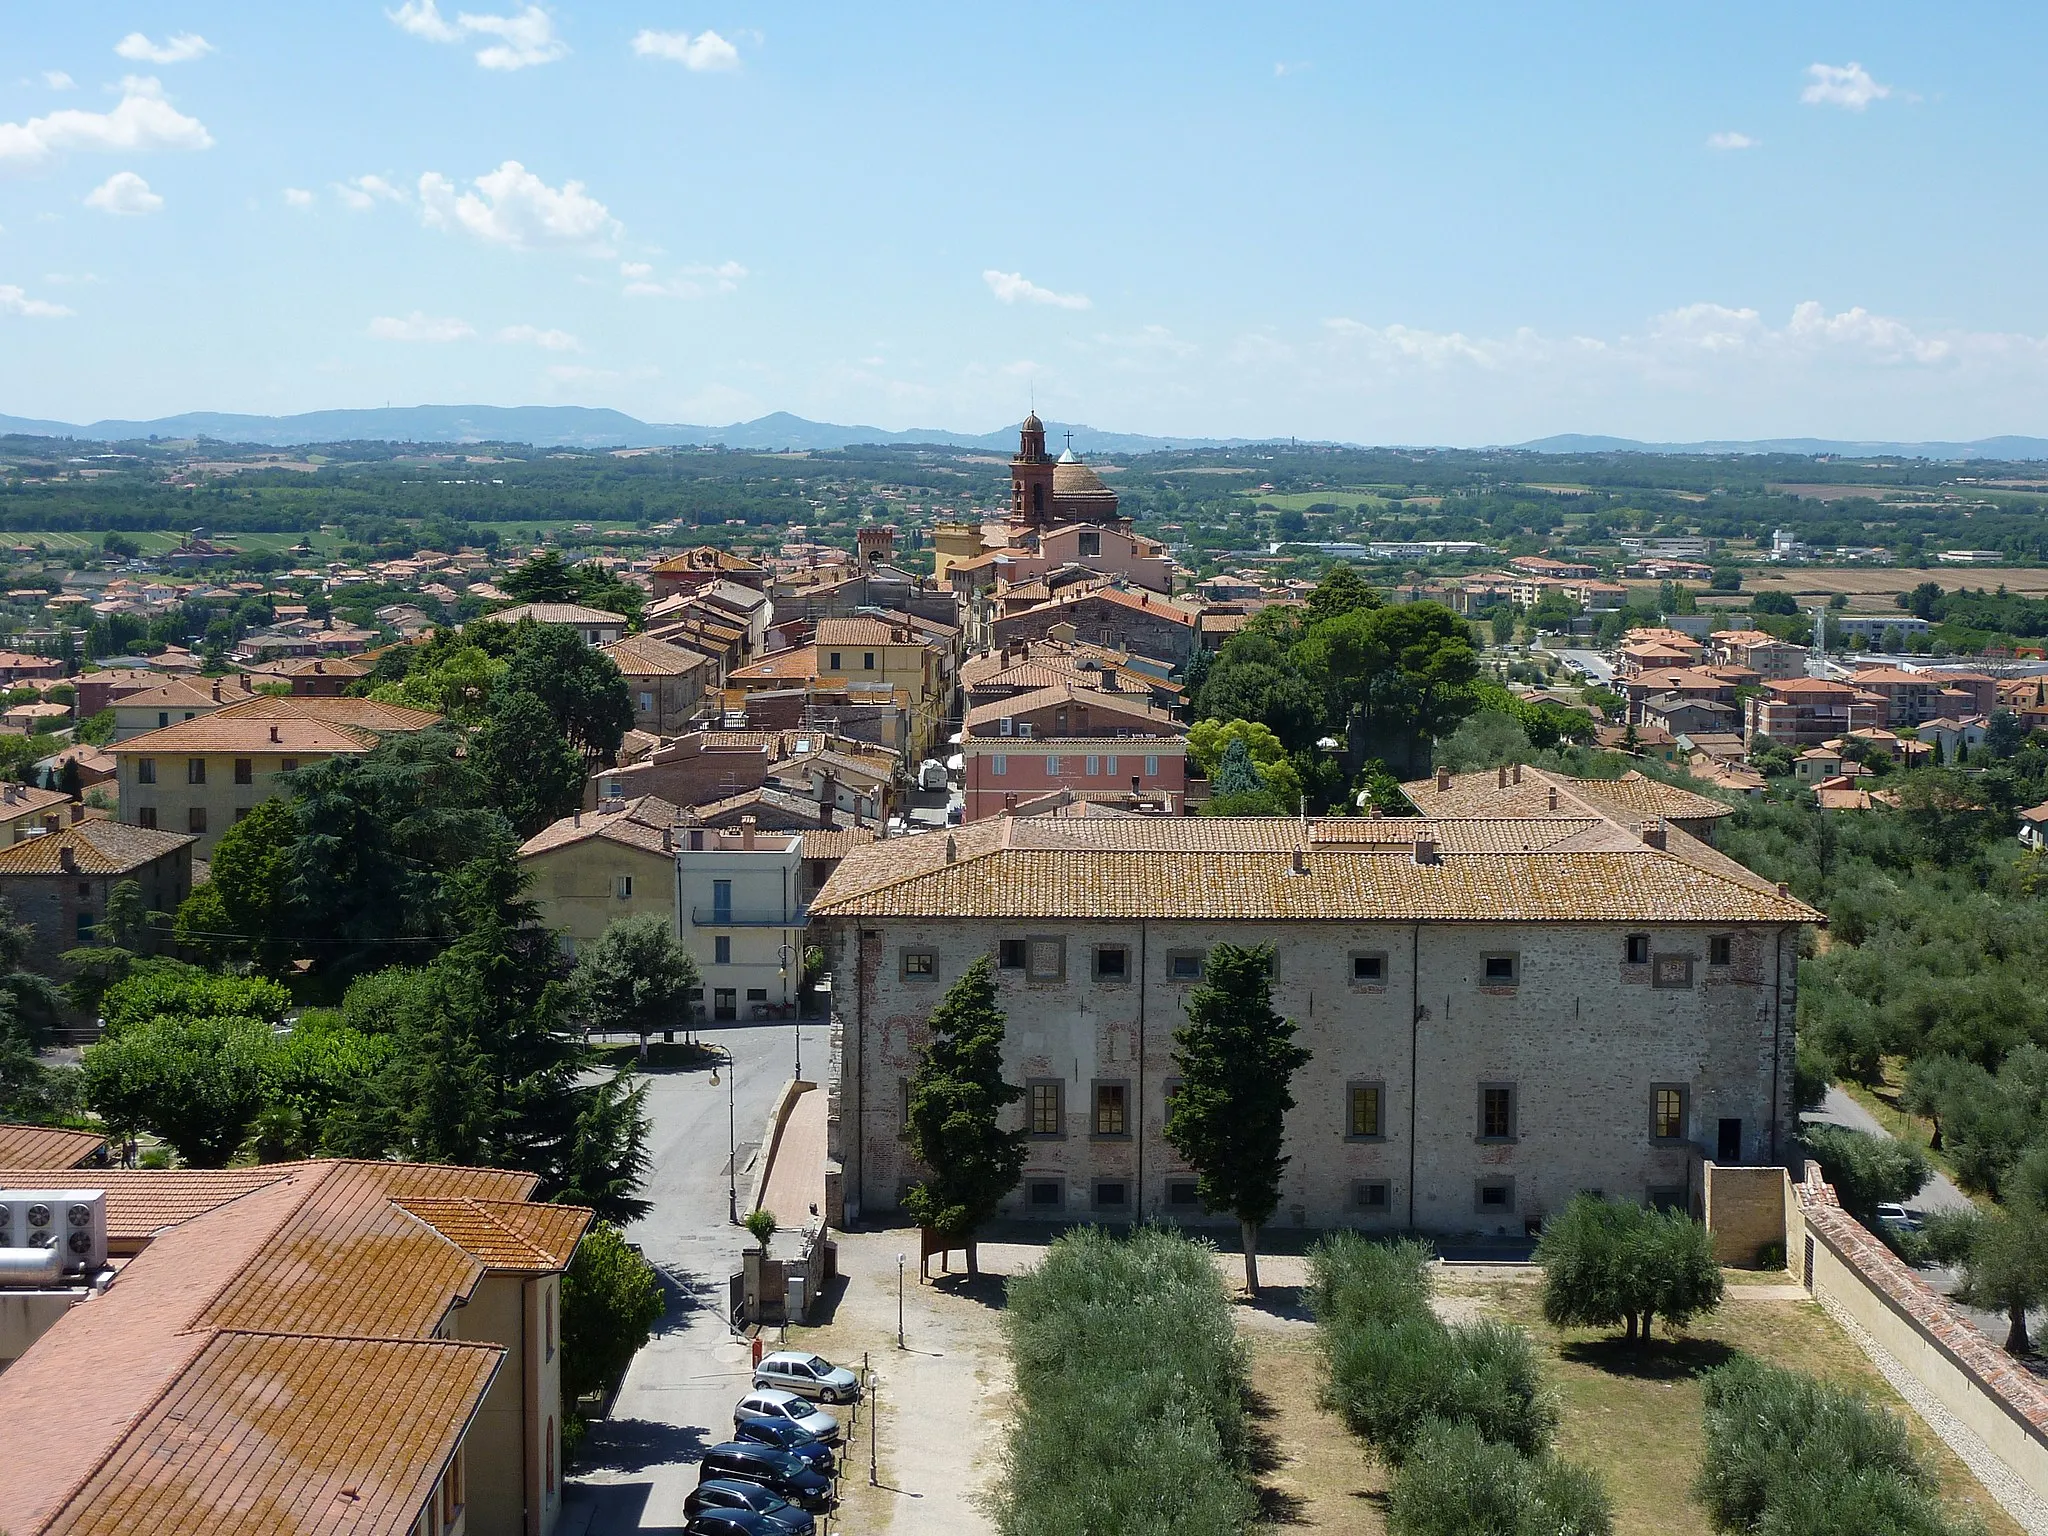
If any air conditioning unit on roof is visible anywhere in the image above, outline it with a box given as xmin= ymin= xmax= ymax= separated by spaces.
xmin=0 ymin=1189 xmax=106 ymax=1277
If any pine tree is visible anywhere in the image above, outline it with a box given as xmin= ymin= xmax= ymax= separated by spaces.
xmin=1165 ymin=943 xmax=1312 ymax=1295
xmin=903 ymin=956 xmax=1025 ymax=1277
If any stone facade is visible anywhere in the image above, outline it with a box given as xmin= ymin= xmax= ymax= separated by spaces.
xmin=828 ymin=913 xmax=1800 ymax=1236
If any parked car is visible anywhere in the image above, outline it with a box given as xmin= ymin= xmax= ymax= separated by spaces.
xmin=733 ymin=1414 xmax=836 ymax=1474
xmin=684 ymin=1509 xmax=779 ymax=1536
xmin=735 ymin=1386 xmax=842 ymax=1444
xmin=697 ymin=1443 xmax=834 ymax=1514
xmin=753 ymin=1351 xmax=862 ymax=1404
xmin=918 ymin=758 xmax=948 ymax=791
xmin=1876 ymin=1202 xmax=1924 ymax=1234
xmin=684 ymin=1478 xmax=817 ymax=1535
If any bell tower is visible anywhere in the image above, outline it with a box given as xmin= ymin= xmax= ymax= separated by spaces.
xmin=1010 ymin=410 xmax=1054 ymax=528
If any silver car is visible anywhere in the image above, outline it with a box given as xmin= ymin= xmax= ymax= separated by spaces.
xmin=734 ymin=1387 xmax=842 ymax=1444
xmin=752 ymin=1351 xmax=862 ymax=1405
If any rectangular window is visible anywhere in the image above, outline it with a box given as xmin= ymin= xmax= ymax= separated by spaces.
xmin=863 ymin=651 xmax=875 ymax=670
xmin=712 ymin=878 xmax=732 ymax=920
xmin=1351 ymin=952 xmax=1386 ymax=985
xmin=1168 ymin=950 xmax=1204 ymax=982
xmin=157 ymin=711 xmax=169 ymax=728
xmin=638 ymin=691 xmax=654 ymax=712
xmin=1648 ymin=1186 xmax=1688 ymax=1213
xmin=991 ymin=753 xmax=1007 ymax=776
xmin=829 ymin=651 xmax=841 ymax=670
xmin=1347 ymin=1082 xmax=1385 ymax=1140
xmin=901 ymin=948 xmax=936 ymax=978
xmin=281 ymin=758 xmax=297 ymax=773
xmin=998 ymin=938 xmax=1029 ymax=970
xmin=1000 ymin=716 xmax=1014 ymax=736
xmin=1027 ymin=1179 xmax=1064 ymax=1210
xmin=714 ymin=935 xmax=731 ymax=964
xmin=1145 ymin=754 xmax=1159 ymax=776
xmin=746 ymin=987 xmax=767 ymax=1001
xmin=1078 ymin=530 xmax=1101 ymax=557
xmin=1105 ymin=755 xmax=1118 ymax=776
xmin=1166 ymin=1178 xmax=1200 ymax=1209
xmin=1652 ymin=954 xmax=1694 ymax=989
xmin=1709 ymin=934 xmax=1734 ymax=966
xmin=1093 ymin=1179 xmax=1127 ymax=1211
xmin=137 ymin=807 xmax=157 ymax=829
xmin=1351 ymin=1180 xmax=1390 ymax=1212
xmin=1045 ymin=754 xmax=1060 ymax=776
xmin=187 ymin=758 xmax=206 ymax=785
xmin=616 ymin=875 xmax=633 ymax=899
xmin=1626 ymin=934 xmax=1650 ymax=965
xmin=1092 ymin=1081 xmax=1129 ymax=1137
xmin=1479 ymin=1084 xmax=1516 ymax=1142
xmin=1027 ymin=937 xmax=1064 ymax=980
xmin=714 ymin=988 xmax=737 ymax=1020
xmin=234 ymin=807 xmax=250 ymax=822
xmin=1652 ymin=1085 xmax=1689 ymax=1143
xmin=1093 ymin=945 xmax=1128 ymax=981
xmin=1475 ymin=1178 xmax=1516 ymax=1214
xmin=187 ymin=806 xmax=207 ymax=834
xmin=233 ymin=758 xmax=252 ymax=785
xmin=138 ymin=758 xmax=156 ymax=785
xmin=1085 ymin=755 xmax=1100 ymax=776
xmin=75 ymin=911 xmax=95 ymax=942
xmin=1028 ymin=1080 xmax=1064 ymax=1137
xmin=1481 ymin=952 xmax=1519 ymax=985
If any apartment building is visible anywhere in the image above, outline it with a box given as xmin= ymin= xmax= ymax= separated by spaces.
xmin=960 ymin=682 xmax=1187 ymax=821
xmin=678 ymin=818 xmax=806 ymax=1021
xmin=110 ymin=674 xmax=256 ymax=741
xmin=603 ymin=633 xmax=712 ymax=735
xmin=0 ymin=1156 xmax=589 ymax=1536
xmin=482 ymin=603 xmax=629 ymax=647
xmin=1744 ymin=678 xmax=1884 ymax=747
xmin=1709 ymin=629 xmax=1807 ymax=680
xmin=990 ymin=584 xmax=1201 ymax=666
xmin=517 ymin=795 xmax=683 ymax=956
xmin=815 ymin=801 xmax=1815 ymax=1235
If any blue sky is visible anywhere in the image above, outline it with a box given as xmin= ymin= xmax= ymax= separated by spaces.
xmin=3 ymin=4 xmax=2045 ymax=443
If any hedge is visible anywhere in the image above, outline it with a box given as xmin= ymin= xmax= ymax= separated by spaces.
xmin=1387 ymin=1419 xmax=1613 ymax=1536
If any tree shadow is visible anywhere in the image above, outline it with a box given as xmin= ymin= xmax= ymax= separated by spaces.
xmin=595 ymin=1040 xmax=718 ymax=1074
xmin=576 ymin=1415 xmax=713 ymax=1474
xmin=649 ymin=1265 xmax=730 ymax=1339
xmin=1556 ymin=1333 xmax=1737 ymax=1381
xmin=1237 ymin=1284 xmax=1313 ymax=1325
xmin=1243 ymin=1380 xmax=1310 ymax=1526
xmin=926 ymin=1269 xmax=1012 ymax=1312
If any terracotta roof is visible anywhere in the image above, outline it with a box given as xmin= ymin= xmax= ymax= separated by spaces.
xmin=480 ymin=601 xmax=629 ymax=627
xmin=1399 ymin=767 xmax=1733 ymax=826
xmin=211 ymin=695 xmax=443 ymax=733
xmin=0 ymin=1123 xmax=105 ymax=1167
xmin=517 ymin=794 xmax=681 ymax=859
xmin=250 ymin=655 xmax=376 ymax=679
xmin=604 ymin=633 xmax=713 ymax=678
xmin=114 ymin=678 xmax=255 ymax=712
xmin=1000 ymin=585 xmax=1200 ymax=626
xmin=0 ymin=819 xmax=195 ymax=877
xmin=800 ymin=827 xmax=881 ymax=860
xmin=396 ymin=1196 xmax=593 ymax=1272
xmin=963 ymin=682 xmax=1181 ymax=733
xmin=728 ymin=647 xmax=820 ymax=683
xmin=0 ymin=783 xmax=76 ymax=820
xmin=111 ymin=714 xmax=381 ymax=756
xmin=816 ymin=617 xmax=920 ymax=647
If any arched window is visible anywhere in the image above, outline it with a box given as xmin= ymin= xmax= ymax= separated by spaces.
xmin=1032 ymin=483 xmax=1044 ymax=514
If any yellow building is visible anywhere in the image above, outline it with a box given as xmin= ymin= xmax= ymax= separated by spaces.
xmin=814 ymin=616 xmax=949 ymax=761
xmin=517 ymin=795 xmax=681 ymax=956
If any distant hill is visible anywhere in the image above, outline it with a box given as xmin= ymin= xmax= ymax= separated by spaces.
xmin=0 ymin=404 xmax=1242 ymax=455
xmin=1514 ymin=432 xmax=2048 ymax=461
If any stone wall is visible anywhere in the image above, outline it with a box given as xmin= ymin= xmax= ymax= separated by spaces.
xmin=1702 ymin=1161 xmax=1790 ymax=1265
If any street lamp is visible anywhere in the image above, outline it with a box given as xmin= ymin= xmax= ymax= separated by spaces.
xmin=896 ymin=1252 xmax=907 ymax=1349
xmin=782 ymin=940 xmax=799 ymax=1080
xmin=708 ymin=1044 xmax=739 ymax=1226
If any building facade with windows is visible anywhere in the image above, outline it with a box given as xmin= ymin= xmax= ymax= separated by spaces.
xmin=813 ymin=809 xmax=1815 ymax=1237
xmin=676 ymin=818 xmax=806 ymax=1021
xmin=516 ymin=795 xmax=683 ymax=957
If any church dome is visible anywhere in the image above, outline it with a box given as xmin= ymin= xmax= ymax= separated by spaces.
xmin=1021 ymin=410 xmax=1044 ymax=432
xmin=1052 ymin=456 xmax=1119 ymax=521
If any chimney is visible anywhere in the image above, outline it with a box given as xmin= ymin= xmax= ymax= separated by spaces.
xmin=1497 ymin=764 xmax=1508 ymax=788
xmin=58 ymin=845 xmax=74 ymax=873
xmin=945 ymin=833 xmax=957 ymax=863
xmin=1640 ymin=820 xmax=1667 ymax=851
xmin=573 ymin=810 xmax=581 ymax=826
xmin=1412 ymin=832 xmax=1439 ymax=865
xmin=1776 ymin=880 xmax=1789 ymax=899
xmin=1289 ymin=848 xmax=1307 ymax=875
xmin=1436 ymin=766 xmax=1451 ymax=792
xmin=43 ymin=814 xmax=58 ymax=833
xmin=269 ymin=724 xmax=281 ymax=743
xmin=1003 ymin=792 xmax=1017 ymax=812
xmin=819 ymin=796 xmax=834 ymax=828
xmin=1512 ymin=763 xmax=1523 ymax=785
xmin=662 ymin=826 xmax=674 ymax=853
xmin=211 ymin=679 xmax=221 ymax=701
xmin=741 ymin=815 xmax=757 ymax=849
xmin=314 ymin=661 xmax=324 ymax=674
xmin=1547 ymin=787 xmax=1558 ymax=812
xmin=69 ymin=802 xmax=82 ymax=824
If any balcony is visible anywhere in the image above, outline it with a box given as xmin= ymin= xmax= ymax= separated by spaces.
xmin=690 ymin=906 xmax=809 ymax=928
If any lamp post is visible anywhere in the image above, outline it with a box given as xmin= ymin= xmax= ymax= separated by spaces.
xmin=896 ymin=1251 xmax=907 ymax=1349
xmin=782 ymin=939 xmax=799 ymax=1080
xmin=708 ymin=1044 xmax=739 ymax=1226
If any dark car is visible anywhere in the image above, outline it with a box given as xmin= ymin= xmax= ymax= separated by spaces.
xmin=733 ymin=1414 xmax=836 ymax=1475
xmin=684 ymin=1478 xmax=816 ymax=1536
xmin=684 ymin=1511 xmax=778 ymax=1536
xmin=698 ymin=1442 xmax=834 ymax=1513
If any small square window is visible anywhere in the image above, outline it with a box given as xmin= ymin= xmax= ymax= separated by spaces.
xmin=1028 ymin=1080 xmax=1064 ymax=1137
xmin=137 ymin=807 xmax=157 ymax=829
xmin=1651 ymin=1084 xmax=1688 ymax=1143
xmin=1027 ymin=1179 xmax=1064 ymax=1210
xmin=1347 ymin=1082 xmax=1385 ymax=1140
xmin=1625 ymin=934 xmax=1650 ymax=965
xmin=1351 ymin=1180 xmax=1390 ymax=1212
xmin=1709 ymin=934 xmax=1733 ymax=967
xmin=1648 ymin=1186 xmax=1688 ymax=1213
xmin=1479 ymin=1084 xmax=1516 ymax=1142
xmin=1652 ymin=954 xmax=1694 ymax=989
xmin=1168 ymin=950 xmax=1204 ymax=982
xmin=1092 ymin=1081 xmax=1128 ymax=1138
xmin=616 ymin=875 xmax=634 ymax=899
xmin=1166 ymin=1178 xmax=1200 ymax=1208
xmin=1092 ymin=1179 xmax=1127 ymax=1211
xmin=901 ymin=949 xmax=936 ymax=978
xmin=1351 ymin=952 xmax=1386 ymax=985
xmin=998 ymin=938 xmax=1028 ymax=970
xmin=1481 ymin=952 xmax=1518 ymax=985
xmin=280 ymin=758 xmax=298 ymax=773
xmin=1094 ymin=945 xmax=1128 ymax=981
xmin=714 ymin=935 xmax=731 ymax=965
xmin=138 ymin=759 xmax=156 ymax=785
xmin=1476 ymin=1178 xmax=1516 ymax=1214
xmin=746 ymin=987 xmax=768 ymax=1001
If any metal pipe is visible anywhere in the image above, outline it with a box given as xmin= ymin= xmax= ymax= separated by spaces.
xmin=0 ymin=1245 xmax=64 ymax=1285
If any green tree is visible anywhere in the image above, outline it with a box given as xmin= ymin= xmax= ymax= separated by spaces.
xmin=472 ymin=690 xmax=588 ymax=837
xmin=1536 ymin=1195 xmax=1724 ymax=1347
xmin=81 ymin=1012 xmax=276 ymax=1166
xmin=571 ymin=914 xmax=701 ymax=1051
xmin=173 ymin=797 xmax=298 ymax=972
xmin=0 ymin=898 xmax=67 ymax=1119
xmin=1802 ymin=1124 xmax=1930 ymax=1230
xmin=561 ymin=1220 xmax=665 ymax=1406
xmin=903 ymin=956 xmax=1026 ymax=1276
xmin=1304 ymin=563 xmax=1381 ymax=627
xmin=1165 ymin=943 xmax=1312 ymax=1294
xmin=504 ymin=621 xmax=635 ymax=765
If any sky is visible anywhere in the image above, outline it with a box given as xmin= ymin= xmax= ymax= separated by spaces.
xmin=4 ymin=3 xmax=2048 ymax=445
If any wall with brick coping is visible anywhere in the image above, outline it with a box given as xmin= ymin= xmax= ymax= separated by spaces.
xmin=1702 ymin=1162 xmax=1788 ymax=1265
xmin=1798 ymin=1164 xmax=2048 ymax=1509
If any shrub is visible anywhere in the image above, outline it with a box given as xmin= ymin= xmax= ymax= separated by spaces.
xmin=743 ymin=1207 xmax=777 ymax=1248
xmin=1388 ymin=1419 xmax=1613 ymax=1536
xmin=1801 ymin=1123 xmax=1930 ymax=1228
xmin=1536 ymin=1195 xmax=1724 ymax=1345
xmin=996 ymin=1226 xmax=1254 ymax=1536
xmin=1307 ymin=1231 xmax=1434 ymax=1329
xmin=1324 ymin=1312 xmax=1556 ymax=1466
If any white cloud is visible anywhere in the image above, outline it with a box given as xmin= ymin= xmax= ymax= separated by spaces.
xmin=983 ymin=269 xmax=1091 ymax=310
xmin=0 ymin=284 xmax=72 ymax=318
xmin=114 ymin=32 xmax=215 ymax=65
xmin=1706 ymin=131 xmax=1758 ymax=151
xmin=498 ymin=323 xmax=580 ymax=351
xmin=282 ymin=186 xmax=314 ymax=208
xmin=622 ymin=260 xmax=746 ymax=299
xmin=43 ymin=72 xmax=75 ymax=91
xmin=631 ymin=29 xmax=740 ymax=70
xmin=1802 ymin=62 xmax=1890 ymax=110
xmin=0 ymin=77 xmax=212 ymax=167
xmin=368 ymin=312 xmax=474 ymax=342
xmin=419 ymin=160 xmax=618 ymax=252
xmin=332 ymin=173 xmax=406 ymax=211
xmin=84 ymin=170 xmax=162 ymax=216
xmin=389 ymin=1 xmax=568 ymax=69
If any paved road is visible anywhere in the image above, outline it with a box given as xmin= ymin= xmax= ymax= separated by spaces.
xmin=564 ymin=1017 xmax=833 ymax=1535
xmin=1545 ymin=647 xmax=1616 ymax=685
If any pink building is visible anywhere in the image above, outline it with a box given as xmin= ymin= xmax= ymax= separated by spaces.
xmin=960 ymin=682 xmax=1186 ymax=820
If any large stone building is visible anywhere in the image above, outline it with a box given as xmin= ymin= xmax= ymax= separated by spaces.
xmin=813 ymin=800 xmax=1816 ymax=1237
xmin=0 ymin=818 xmax=195 ymax=972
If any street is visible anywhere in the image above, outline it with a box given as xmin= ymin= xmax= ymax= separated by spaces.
xmin=564 ymin=1016 xmax=834 ymax=1535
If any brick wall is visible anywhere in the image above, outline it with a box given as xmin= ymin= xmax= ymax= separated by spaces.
xmin=1702 ymin=1161 xmax=1789 ymax=1264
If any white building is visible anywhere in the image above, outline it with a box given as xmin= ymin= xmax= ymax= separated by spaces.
xmin=677 ymin=818 xmax=806 ymax=1022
